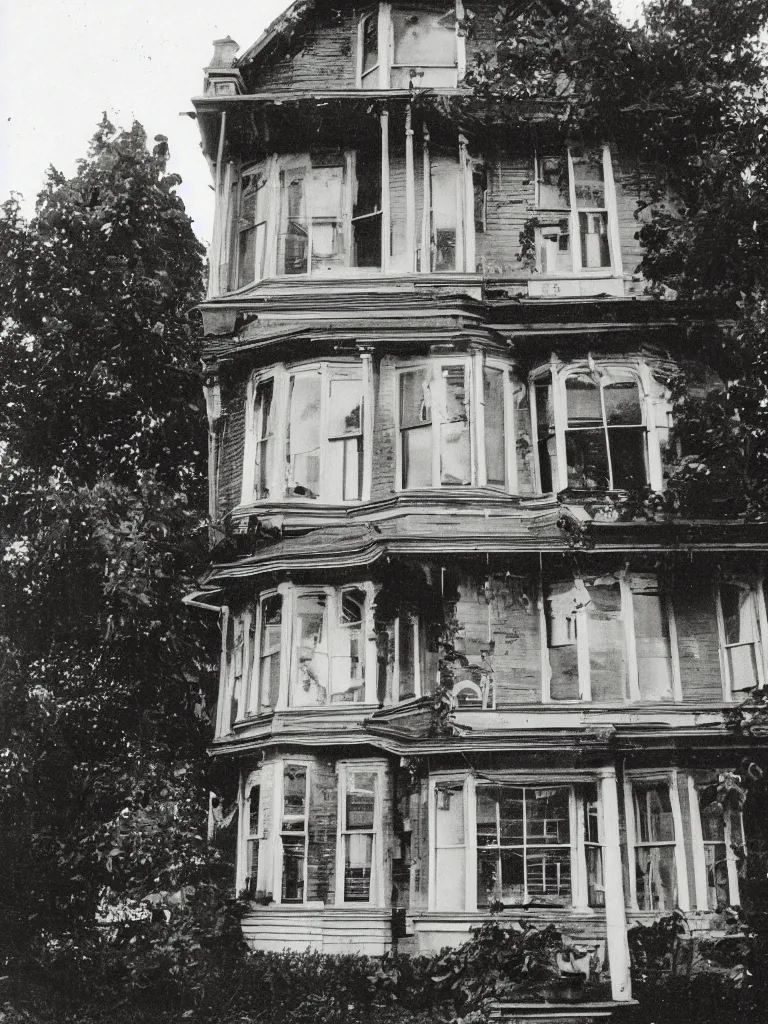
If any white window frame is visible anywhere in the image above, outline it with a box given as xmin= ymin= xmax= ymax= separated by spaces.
xmin=242 ymin=360 xmax=372 ymax=506
xmin=428 ymin=771 xmax=606 ymax=914
xmin=356 ymin=3 xmax=465 ymax=90
xmin=624 ymin=771 xmax=689 ymax=913
xmin=529 ymin=360 xmax=662 ymax=495
xmin=335 ymin=760 xmax=387 ymax=906
xmin=236 ymin=770 xmax=263 ymax=897
xmin=286 ymin=583 xmax=378 ymax=708
xmin=688 ymin=775 xmax=744 ymax=910
xmin=230 ymin=159 xmax=274 ymax=291
xmin=715 ymin=577 xmax=767 ymax=700
xmin=533 ymin=145 xmax=622 ymax=277
xmin=273 ymin=760 xmax=312 ymax=906
xmin=544 ymin=571 xmax=682 ymax=705
xmin=243 ymin=589 xmax=285 ymax=718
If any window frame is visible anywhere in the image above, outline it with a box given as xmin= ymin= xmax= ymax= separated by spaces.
xmin=242 ymin=589 xmax=285 ymax=718
xmin=533 ymin=146 xmax=622 ymax=277
xmin=335 ymin=760 xmax=387 ymax=907
xmin=393 ymin=612 xmax=422 ymax=702
xmin=395 ymin=354 xmax=516 ymax=492
xmin=275 ymin=760 xmax=312 ymax=905
xmin=624 ymin=771 xmax=689 ymax=913
xmin=427 ymin=772 xmax=608 ymax=914
xmin=236 ymin=770 xmax=263 ymax=898
xmin=242 ymin=359 xmax=372 ymax=507
xmin=715 ymin=577 xmax=767 ymax=699
xmin=529 ymin=360 xmax=662 ymax=495
xmin=688 ymin=775 xmax=744 ymax=910
xmin=356 ymin=3 xmax=464 ymax=90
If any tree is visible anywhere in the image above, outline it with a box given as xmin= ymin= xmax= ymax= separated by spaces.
xmin=0 ymin=119 xmax=225 ymax=962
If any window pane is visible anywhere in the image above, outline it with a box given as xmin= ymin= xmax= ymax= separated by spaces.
xmin=634 ymin=782 xmax=675 ymax=843
xmin=634 ymin=592 xmax=673 ymax=700
xmin=728 ymin=643 xmax=759 ymax=690
xmin=535 ymin=377 xmax=555 ymax=493
xmin=526 ymin=848 xmax=571 ymax=904
xmin=431 ymin=161 xmax=458 ymax=271
xmin=498 ymin=788 xmax=525 ymax=843
xmin=328 ymin=379 xmax=363 ymax=437
xmin=346 ymin=771 xmax=376 ymax=830
xmin=608 ymin=427 xmax=647 ymax=489
xmin=282 ymin=836 xmax=305 ymax=902
xmin=476 ymin=787 xmax=500 ymax=846
xmin=484 ymin=367 xmax=506 ymax=486
xmin=332 ymin=591 xmax=365 ymax=701
xmin=400 ymin=369 xmax=432 ymax=427
xmin=436 ymin=784 xmax=464 ymax=845
xmin=398 ymin=617 xmax=417 ymax=699
xmin=477 ymin=848 xmax=524 ymax=906
xmin=572 ymin=153 xmax=605 ymax=208
xmin=527 ymin=787 xmax=570 ymax=845
xmin=705 ymin=843 xmax=729 ymax=908
xmin=586 ymin=582 xmax=628 ymax=701
xmin=435 ymin=848 xmax=466 ymax=909
xmin=566 ymin=428 xmax=610 ymax=489
xmin=238 ymin=222 xmax=266 ymax=288
xmin=345 ymin=833 xmax=373 ymax=901
xmin=254 ymin=379 xmax=274 ymax=498
xmin=579 ymin=212 xmax=611 ymax=268
xmin=280 ymin=170 xmax=308 ymax=275
xmin=604 ymin=379 xmax=642 ymax=425
xmin=392 ymin=8 xmax=455 ymax=67
xmin=539 ymin=156 xmax=570 ymax=210
xmin=721 ymin=584 xmax=756 ymax=645
xmin=283 ymin=765 xmax=307 ymax=820
xmin=635 ymin=846 xmax=677 ymax=911
xmin=294 ymin=594 xmax=328 ymax=704
xmin=566 ymin=375 xmax=602 ymax=426
xmin=287 ymin=374 xmax=321 ymax=497
xmin=440 ymin=365 xmax=470 ymax=485
xmin=586 ymin=845 xmax=605 ymax=907
xmin=260 ymin=595 xmax=282 ymax=709
xmin=362 ymin=13 xmax=378 ymax=74
xmin=403 ymin=427 xmax=432 ymax=488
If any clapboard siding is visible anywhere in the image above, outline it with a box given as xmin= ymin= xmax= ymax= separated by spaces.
xmin=241 ymin=908 xmax=392 ymax=954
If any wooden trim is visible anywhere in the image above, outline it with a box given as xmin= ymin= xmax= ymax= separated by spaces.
xmin=421 ymin=124 xmax=431 ymax=274
xmin=602 ymin=144 xmax=623 ymax=277
xmin=380 ymin=109 xmax=391 ymax=272
xmin=686 ymin=775 xmax=709 ymax=910
xmin=600 ymin=773 xmax=632 ymax=1001
xmin=405 ymin=104 xmax=416 ymax=271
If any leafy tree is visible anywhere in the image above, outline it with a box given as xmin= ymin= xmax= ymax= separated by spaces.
xmin=0 ymin=120 xmax=224 ymax=961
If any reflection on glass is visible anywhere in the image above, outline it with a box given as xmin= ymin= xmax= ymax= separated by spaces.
xmin=287 ymin=374 xmax=321 ymax=497
xmin=293 ymin=594 xmax=328 ymax=704
xmin=400 ymin=369 xmax=432 ymax=488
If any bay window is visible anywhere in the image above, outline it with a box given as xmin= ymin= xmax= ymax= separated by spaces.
xmin=243 ymin=361 xmax=369 ymax=505
xmin=336 ymin=763 xmax=385 ymax=905
xmin=534 ymin=146 xmax=620 ymax=275
xmin=280 ymin=763 xmax=310 ymax=903
xmin=396 ymin=357 xmax=513 ymax=490
xmin=717 ymin=579 xmax=765 ymax=696
xmin=358 ymin=4 xmax=461 ymax=89
xmin=531 ymin=361 xmax=659 ymax=494
xmin=232 ymin=166 xmax=269 ymax=289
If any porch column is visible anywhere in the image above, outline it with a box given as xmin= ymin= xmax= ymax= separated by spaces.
xmin=405 ymin=104 xmax=416 ymax=271
xmin=600 ymin=770 xmax=632 ymax=1001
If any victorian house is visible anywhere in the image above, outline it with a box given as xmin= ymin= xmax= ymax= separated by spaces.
xmin=188 ymin=0 xmax=766 ymax=1005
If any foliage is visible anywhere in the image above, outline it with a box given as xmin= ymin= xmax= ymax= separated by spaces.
xmin=0 ymin=120 xmax=220 ymax=960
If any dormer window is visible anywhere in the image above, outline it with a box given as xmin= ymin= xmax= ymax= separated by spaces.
xmin=357 ymin=4 xmax=462 ymax=89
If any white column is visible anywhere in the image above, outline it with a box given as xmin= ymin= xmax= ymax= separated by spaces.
xmin=405 ymin=104 xmax=416 ymax=272
xmin=381 ymin=109 xmax=391 ymax=273
xmin=600 ymin=771 xmax=632 ymax=1001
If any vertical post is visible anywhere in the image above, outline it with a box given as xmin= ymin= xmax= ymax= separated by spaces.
xmin=380 ymin=109 xmax=391 ymax=273
xmin=602 ymin=143 xmax=623 ymax=277
xmin=472 ymin=348 xmax=486 ymax=486
xmin=687 ymin=775 xmax=708 ymax=910
xmin=208 ymin=111 xmax=227 ymax=299
xmin=361 ymin=350 xmax=374 ymax=500
xmin=405 ymin=104 xmax=416 ymax=271
xmin=460 ymin=134 xmax=475 ymax=273
xmin=600 ymin=770 xmax=632 ymax=1002
xmin=421 ymin=123 xmax=431 ymax=273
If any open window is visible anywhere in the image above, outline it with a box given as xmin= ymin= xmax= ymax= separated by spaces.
xmin=717 ymin=579 xmax=765 ymax=697
xmin=534 ymin=146 xmax=619 ymax=275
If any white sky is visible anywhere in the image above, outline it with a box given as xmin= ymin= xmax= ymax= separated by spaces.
xmin=0 ymin=1 xmax=643 ymax=246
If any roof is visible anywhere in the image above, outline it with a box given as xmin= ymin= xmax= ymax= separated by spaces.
xmin=235 ymin=1 xmax=317 ymax=69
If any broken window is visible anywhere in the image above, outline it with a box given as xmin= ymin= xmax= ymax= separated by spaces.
xmin=292 ymin=593 xmax=330 ymax=706
xmin=586 ymin=578 xmax=628 ymax=702
xmin=476 ymin=785 xmax=572 ymax=908
xmin=546 ymin=579 xmax=589 ymax=701
xmin=698 ymin=786 xmax=744 ymax=908
xmin=244 ymin=782 xmax=261 ymax=897
xmin=257 ymin=593 xmax=282 ymax=712
xmin=289 ymin=587 xmax=369 ymax=707
xmin=632 ymin=780 xmax=678 ymax=912
xmin=434 ymin=782 xmax=466 ymax=910
xmin=398 ymin=362 xmax=472 ymax=488
xmin=252 ymin=378 xmax=274 ymax=500
xmin=440 ymin=364 xmax=471 ymax=484
xmin=280 ymin=764 xmax=309 ymax=903
xmin=564 ymin=371 xmax=646 ymax=490
xmin=332 ymin=588 xmax=366 ymax=702
xmin=278 ymin=161 xmax=345 ymax=276
xmin=473 ymin=163 xmax=488 ymax=233
xmin=353 ymin=144 xmax=382 ymax=268
xmin=583 ymin=783 xmax=605 ymax=908
xmin=718 ymin=580 xmax=763 ymax=694
xmin=235 ymin=167 xmax=269 ymax=288
xmin=286 ymin=371 xmax=322 ymax=497
xmin=390 ymin=7 xmax=457 ymax=88
xmin=342 ymin=770 xmax=378 ymax=901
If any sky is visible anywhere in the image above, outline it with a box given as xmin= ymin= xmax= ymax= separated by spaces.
xmin=0 ymin=0 xmax=643 ymax=247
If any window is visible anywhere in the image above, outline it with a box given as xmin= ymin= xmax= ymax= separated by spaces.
xmin=280 ymin=764 xmax=309 ymax=903
xmin=484 ymin=366 xmax=507 ymax=487
xmin=531 ymin=361 xmax=657 ymax=494
xmin=398 ymin=362 xmax=471 ymax=488
xmin=391 ymin=6 xmax=457 ymax=88
xmin=244 ymin=361 xmax=368 ymax=505
xmin=352 ymin=146 xmax=383 ymax=268
xmin=337 ymin=766 xmax=383 ymax=904
xmin=534 ymin=146 xmax=619 ymax=275
xmin=232 ymin=167 xmax=269 ymax=289
xmin=290 ymin=587 xmax=369 ymax=707
xmin=360 ymin=10 xmax=380 ymax=87
xmin=244 ymin=781 xmax=261 ymax=897
xmin=429 ymin=156 xmax=460 ymax=271
xmin=717 ymin=580 xmax=765 ymax=696
xmin=476 ymin=785 xmax=572 ymax=908
xmin=697 ymin=784 xmax=744 ymax=909
xmin=583 ymin=784 xmax=605 ymax=908
xmin=630 ymin=780 xmax=679 ymax=912
xmin=434 ymin=781 xmax=466 ymax=909
xmin=545 ymin=572 xmax=680 ymax=705
xmin=254 ymin=593 xmax=282 ymax=714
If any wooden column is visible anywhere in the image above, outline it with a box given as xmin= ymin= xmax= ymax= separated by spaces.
xmin=421 ymin=124 xmax=431 ymax=273
xmin=600 ymin=770 xmax=632 ymax=1002
xmin=405 ymin=103 xmax=416 ymax=272
xmin=380 ymin=108 xmax=390 ymax=273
